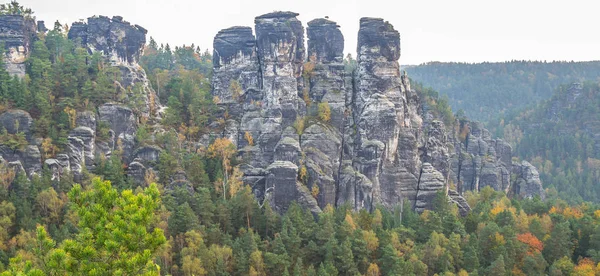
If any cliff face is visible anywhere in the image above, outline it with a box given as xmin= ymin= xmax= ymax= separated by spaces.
xmin=212 ymin=13 xmax=446 ymax=214
xmin=440 ymin=120 xmax=544 ymax=201
xmin=0 ymin=12 xmax=544 ymax=215
xmin=0 ymin=14 xmax=36 ymax=77
xmin=68 ymin=16 xmax=158 ymax=120
xmin=211 ymin=12 xmax=545 ymax=215
xmin=0 ymin=16 xmax=162 ymax=187
xmin=68 ymin=15 xmax=146 ymax=64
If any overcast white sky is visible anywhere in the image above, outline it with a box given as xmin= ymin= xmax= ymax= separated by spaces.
xmin=19 ymin=0 xmax=599 ymax=65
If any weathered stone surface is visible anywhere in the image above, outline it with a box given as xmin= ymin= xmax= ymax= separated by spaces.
xmin=205 ymin=13 xmax=540 ymax=215
xmin=76 ymin=111 xmax=97 ymax=132
xmin=67 ymin=136 xmax=84 ymax=180
xmin=266 ymin=161 xmax=299 ymax=213
xmin=127 ymin=161 xmax=146 ymax=185
xmin=212 ymin=26 xmax=260 ymax=104
xmin=0 ymin=109 xmax=34 ymax=142
xmin=294 ymin=181 xmax=322 ymax=215
xmin=301 ymin=124 xmax=342 ymax=208
xmin=255 ymin=11 xmax=305 ymax=129
xmin=132 ymin=145 xmax=161 ymax=165
xmin=274 ymin=137 xmax=301 ymax=166
xmin=414 ymin=163 xmax=446 ymax=212
xmin=449 ymin=119 xmax=543 ymax=200
xmin=306 ymin=19 xmax=346 ymax=131
xmin=68 ymin=127 xmax=95 ymax=171
xmin=68 ymin=15 xmax=146 ymax=64
xmin=56 ymin=154 xmax=70 ymax=170
xmin=422 ymin=120 xmax=451 ymax=178
xmin=307 ymin=18 xmax=344 ymax=64
xmin=354 ymin=17 xmax=423 ymax=209
xmin=337 ymin=163 xmax=373 ymax=210
xmin=512 ymin=161 xmax=545 ymax=200
xmin=98 ymin=103 xmax=137 ymax=148
xmin=0 ymin=144 xmax=41 ymax=177
xmin=69 ymin=16 xmax=158 ymax=119
xmin=266 ymin=161 xmax=321 ymax=214
xmin=20 ymin=145 xmax=41 ymax=176
xmin=448 ymin=189 xmax=471 ymax=216
xmin=44 ymin=154 xmax=71 ymax=181
xmin=44 ymin=158 xmax=62 ymax=181
xmin=0 ymin=15 xmax=36 ymax=77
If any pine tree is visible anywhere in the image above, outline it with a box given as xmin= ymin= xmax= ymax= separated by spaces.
xmin=487 ymin=255 xmax=506 ymax=276
xmin=543 ymin=221 xmax=573 ymax=264
xmin=336 ymin=239 xmax=359 ymax=275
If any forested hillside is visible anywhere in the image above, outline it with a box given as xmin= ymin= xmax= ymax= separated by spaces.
xmin=407 ymin=61 xmax=600 ymax=122
xmin=0 ymin=1 xmax=599 ymax=275
xmin=490 ymin=82 xmax=600 ymax=204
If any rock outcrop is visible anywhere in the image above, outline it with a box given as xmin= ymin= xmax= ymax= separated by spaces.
xmin=0 ymin=12 xmax=545 ymax=217
xmin=209 ymin=12 xmax=546 ymax=215
xmin=0 ymin=16 xmax=155 ymax=185
xmin=0 ymin=14 xmax=36 ymax=77
xmin=68 ymin=16 xmax=158 ymax=119
xmin=512 ymin=161 xmax=545 ymax=200
xmin=68 ymin=15 xmax=146 ymax=64
xmin=210 ymin=13 xmax=470 ymax=215
xmin=353 ymin=17 xmax=425 ymax=210
xmin=0 ymin=109 xmax=34 ymax=142
xmin=445 ymin=120 xmax=544 ymax=201
xmin=0 ymin=144 xmax=41 ymax=177
xmin=305 ymin=18 xmax=346 ymax=131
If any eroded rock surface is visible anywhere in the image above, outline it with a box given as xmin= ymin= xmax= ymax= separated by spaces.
xmin=0 ymin=12 xmax=546 ymax=217
xmin=69 ymin=16 xmax=159 ymax=119
xmin=210 ymin=14 xmax=468 ymax=214
xmin=209 ymin=12 xmax=546 ymax=215
xmin=0 ymin=15 xmax=36 ymax=77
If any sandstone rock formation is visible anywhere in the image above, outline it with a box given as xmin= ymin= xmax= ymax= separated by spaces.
xmin=211 ymin=13 xmax=464 ymax=214
xmin=0 ymin=12 xmax=545 ymax=217
xmin=0 ymin=14 xmax=36 ymax=77
xmin=0 ymin=16 xmax=156 ymax=185
xmin=68 ymin=16 xmax=158 ymax=119
xmin=0 ymin=109 xmax=34 ymax=142
xmin=210 ymin=12 xmax=546 ymax=215
xmin=512 ymin=161 xmax=545 ymax=200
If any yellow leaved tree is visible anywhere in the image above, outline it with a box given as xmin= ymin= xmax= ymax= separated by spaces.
xmin=208 ymin=137 xmax=237 ymax=199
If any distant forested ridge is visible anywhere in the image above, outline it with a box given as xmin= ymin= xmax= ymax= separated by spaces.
xmin=489 ymin=81 xmax=600 ymax=204
xmin=407 ymin=61 xmax=600 ymax=122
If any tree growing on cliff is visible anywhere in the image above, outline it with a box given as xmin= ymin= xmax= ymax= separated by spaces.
xmin=230 ymin=79 xmax=243 ymax=101
xmin=208 ymin=137 xmax=237 ymax=199
xmin=318 ymin=102 xmax=331 ymax=123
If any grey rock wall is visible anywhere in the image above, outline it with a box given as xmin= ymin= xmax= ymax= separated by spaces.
xmin=211 ymin=13 xmax=472 ymax=214
xmin=0 ymin=14 xmax=36 ymax=77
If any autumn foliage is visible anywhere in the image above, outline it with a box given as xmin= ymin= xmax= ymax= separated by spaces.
xmin=517 ymin=232 xmax=544 ymax=254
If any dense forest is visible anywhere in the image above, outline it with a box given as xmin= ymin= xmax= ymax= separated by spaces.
xmin=488 ymin=82 xmax=600 ymax=205
xmin=0 ymin=1 xmax=600 ymax=275
xmin=407 ymin=61 xmax=600 ymax=122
